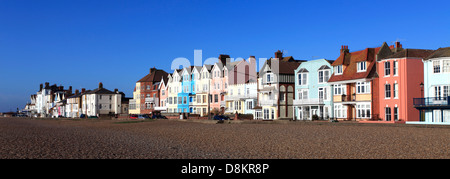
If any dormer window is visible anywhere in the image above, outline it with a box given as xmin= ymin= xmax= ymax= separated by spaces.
xmin=357 ymin=62 xmax=366 ymax=72
xmin=334 ymin=65 xmax=343 ymax=75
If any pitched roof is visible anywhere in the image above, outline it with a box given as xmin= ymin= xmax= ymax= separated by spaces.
xmin=85 ymin=88 xmax=116 ymax=94
xmin=328 ymin=45 xmax=389 ymax=82
xmin=137 ymin=68 xmax=168 ymax=83
xmin=385 ymin=48 xmax=435 ymax=59
xmin=424 ymin=47 xmax=450 ymax=60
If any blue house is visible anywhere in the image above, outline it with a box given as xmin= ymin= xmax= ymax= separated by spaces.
xmin=293 ymin=59 xmax=334 ymax=120
xmin=413 ymin=47 xmax=450 ymax=124
xmin=178 ymin=67 xmax=193 ymax=113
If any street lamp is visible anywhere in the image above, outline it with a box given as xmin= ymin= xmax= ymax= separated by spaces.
xmin=419 ymin=82 xmax=424 ymax=98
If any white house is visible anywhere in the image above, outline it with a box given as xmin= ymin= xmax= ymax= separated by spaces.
xmin=81 ymin=82 xmax=122 ymax=117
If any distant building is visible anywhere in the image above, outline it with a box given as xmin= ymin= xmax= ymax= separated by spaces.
xmin=81 ymin=82 xmax=122 ymax=117
xmin=128 ymin=68 xmax=168 ymax=114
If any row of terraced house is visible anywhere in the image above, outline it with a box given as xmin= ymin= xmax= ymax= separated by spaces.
xmin=126 ymin=42 xmax=450 ymax=124
xmin=24 ymin=42 xmax=450 ymax=124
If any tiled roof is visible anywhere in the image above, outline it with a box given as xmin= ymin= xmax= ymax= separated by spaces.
xmin=424 ymin=47 xmax=450 ymax=60
xmin=138 ymin=68 xmax=168 ymax=83
xmin=328 ymin=45 xmax=388 ymax=82
xmin=385 ymin=49 xmax=435 ymax=59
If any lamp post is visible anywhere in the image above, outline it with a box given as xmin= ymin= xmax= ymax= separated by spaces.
xmin=420 ymin=82 xmax=424 ymax=98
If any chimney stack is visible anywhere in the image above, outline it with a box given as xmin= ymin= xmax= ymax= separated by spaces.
xmin=150 ymin=67 xmax=156 ymax=74
xmin=275 ymin=50 xmax=283 ymax=59
xmin=45 ymin=82 xmax=49 ymax=88
xmin=75 ymin=89 xmax=79 ymax=95
xmin=219 ymin=54 xmax=231 ymax=66
xmin=99 ymin=82 xmax=103 ymax=89
xmin=340 ymin=45 xmax=349 ymax=53
xmin=114 ymin=88 xmax=118 ymax=93
xmin=81 ymin=88 xmax=86 ymax=93
xmin=40 ymin=84 xmax=43 ymax=91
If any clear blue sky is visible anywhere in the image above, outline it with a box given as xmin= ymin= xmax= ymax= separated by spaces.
xmin=1 ymin=0 xmax=449 ymax=112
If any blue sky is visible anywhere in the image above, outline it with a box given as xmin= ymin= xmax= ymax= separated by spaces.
xmin=0 ymin=0 xmax=449 ymax=112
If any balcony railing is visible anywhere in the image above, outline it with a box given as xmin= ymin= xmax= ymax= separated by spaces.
xmin=413 ymin=96 xmax=450 ymax=107
xmin=293 ymin=98 xmax=324 ymax=105
xmin=259 ymin=99 xmax=277 ymax=106
xmin=224 ymin=93 xmax=257 ymax=101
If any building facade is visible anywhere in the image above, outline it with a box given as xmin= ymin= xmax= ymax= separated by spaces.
xmin=413 ymin=47 xmax=450 ymax=124
xmin=377 ymin=44 xmax=434 ymax=123
xmin=129 ymin=68 xmax=168 ymax=115
xmin=293 ymin=59 xmax=334 ymax=120
xmin=254 ymin=50 xmax=302 ymax=120
xmin=328 ymin=43 xmax=395 ymax=121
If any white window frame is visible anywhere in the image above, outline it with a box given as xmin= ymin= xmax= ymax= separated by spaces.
xmin=298 ymin=72 xmax=308 ymax=86
xmin=357 ymin=61 xmax=367 ymax=72
xmin=318 ymin=70 xmax=330 ymax=83
xmin=318 ymin=87 xmax=327 ymax=100
xmin=356 ymin=82 xmax=370 ymax=94
xmin=356 ymin=103 xmax=371 ymax=119
xmin=266 ymin=73 xmax=274 ymax=83
xmin=433 ymin=60 xmax=441 ymax=74
xmin=384 ymin=61 xmax=391 ymax=76
xmin=297 ymin=89 xmax=309 ymax=100
xmin=393 ymin=61 xmax=398 ymax=76
xmin=393 ymin=83 xmax=399 ymax=99
xmin=334 ymin=65 xmax=343 ymax=75
xmin=385 ymin=83 xmax=391 ymax=99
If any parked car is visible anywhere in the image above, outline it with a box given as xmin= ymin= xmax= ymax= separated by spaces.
xmin=138 ymin=114 xmax=150 ymax=119
xmin=152 ymin=114 xmax=167 ymax=119
xmin=129 ymin=114 xmax=138 ymax=119
xmin=213 ymin=115 xmax=230 ymax=121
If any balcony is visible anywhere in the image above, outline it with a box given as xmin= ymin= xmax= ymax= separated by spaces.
xmin=259 ymin=99 xmax=277 ymax=106
xmin=293 ymin=98 xmax=324 ymax=106
xmin=224 ymin=93 xmax=257 ymax=101
xmin=145 ymin=97 xmax=159 ymax=103
xmin=413 ymin=97 xmax=450 ymax=109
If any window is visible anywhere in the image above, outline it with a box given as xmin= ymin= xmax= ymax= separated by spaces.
xmin=433 ymin=110 xmax=442 ymax=122
xmin=356 ymin=103 xmax=371 ymax=118
xmin=318 ymin=87 xmax=327 ymax=100
xmin=433 ymin=60 xmax=441 ymax=73
xmin=334 ymin=84 xmax=346 ymax=95
xmin=280 ymin=92 xmax=285 ymax=101
xmin=318 ymin=70 xmax=330 ymax=83
xmin=357 ymin=62 xmax=366 ymax=72
xmin=393 ymin=83 xmax=399 ymax=98
xmin=435 ymin=86 xmax=442 ymax=98
xmin=334 ymin=65 xmax=343 ymax=75
xmin=444 ymin=60 xmax=450 ymax=73
xmin=183 ymin=97 xmax=187 ymax=104
xmin=178 ymin=97 xmax=182 ymax=104
xmin=385 ymin=84 xmax=391 ymax=98
xmin=298 ymin=73 xmax=308 ymax=85
xmin=297 ymin=89 xmax=308 ymax=100
xmin=334 ymin=104 xmax=347 ymax=118
xmin=393 ymin=61 xmax=398 ymax=76
xmin=385 ymin=107 xmax=391 ymax=121
xmin=384 ymin=61 xmax=390 ymax=76
xmin=271 ymin=109 xmax=275 ymax=119
xmin=266 ymin=73 xmax=274 ymax=83
xmin=356 ymin=82 xmax=370 ymax=94
xmin=146 ymin=85 xmax=151 ymax=90
xmin=214 ymin=94 xmax=218 ymax=103
xmin=394 ymin=107 xmax=398 ymax=121
xmin=247 ymin=101 xmax=253 ymax=110
xmin=264 ymin=109 xmax=269 ymax=119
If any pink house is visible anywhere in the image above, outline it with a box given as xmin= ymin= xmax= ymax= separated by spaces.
xmin=376 ymin=42 xmax=434 ymax=123
xmin=209 ymin=55 xmax=258 ymax=113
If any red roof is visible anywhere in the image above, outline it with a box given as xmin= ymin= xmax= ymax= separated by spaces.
xmin=328 ymin=45 xmax=387 ymax=83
